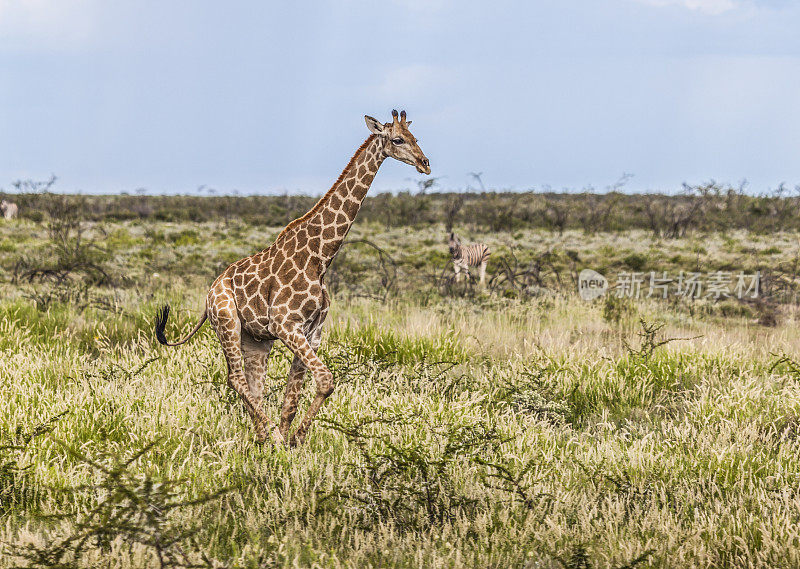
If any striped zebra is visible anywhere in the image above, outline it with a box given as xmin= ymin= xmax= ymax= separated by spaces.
xmin=448 ymin=232 xmax=490 ymax=285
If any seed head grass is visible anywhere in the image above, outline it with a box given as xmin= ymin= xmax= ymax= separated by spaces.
xmin=2 ymin=220 xmax=800 ymax=567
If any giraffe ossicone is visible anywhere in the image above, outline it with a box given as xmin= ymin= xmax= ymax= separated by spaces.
xmin=155 ymin=111 xmax=430 ymax=446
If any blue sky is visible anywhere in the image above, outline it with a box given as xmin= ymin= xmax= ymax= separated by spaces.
xmin=1 ymin=0 xmax=799 ymax=195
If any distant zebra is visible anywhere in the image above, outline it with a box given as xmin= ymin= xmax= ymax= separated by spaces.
xmin=448 ymin=232 xmax=490 ymax=285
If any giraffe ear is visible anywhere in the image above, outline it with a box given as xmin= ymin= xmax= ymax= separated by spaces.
xmin=405 ymin=120 xmax=412 ymax=126
xmin=364 ymin=115 xmax=385 ymax=135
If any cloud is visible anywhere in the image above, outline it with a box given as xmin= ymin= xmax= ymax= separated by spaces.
xmin=377 ymin=64 xmax=454 ymax=98
xmin=634 ymin=0 xmax=739 ymax=14
xmin=0 ymin=0 xmax=99 ymax=50
xmin=389 ymin=0 xmax=453 ymax=13
xmin=633 ymin=0 xmax=792 ymax=14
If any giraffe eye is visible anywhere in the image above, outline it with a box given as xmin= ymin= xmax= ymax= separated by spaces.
xmin=392 ymin=138 xmax=405 ymax=145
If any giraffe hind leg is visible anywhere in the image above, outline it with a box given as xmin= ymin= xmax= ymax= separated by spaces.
xmin=242 ymin=332 xmax=283 ymax=445
xmin=213 ymin=311 xmax=279 ymax=444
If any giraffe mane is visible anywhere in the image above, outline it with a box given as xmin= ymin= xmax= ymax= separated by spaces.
xmin=274 ymin=134 xmax=378 ymax=240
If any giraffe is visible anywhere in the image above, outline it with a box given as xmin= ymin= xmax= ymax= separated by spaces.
xmin=155 ymin=110 xmax=430 ymax=447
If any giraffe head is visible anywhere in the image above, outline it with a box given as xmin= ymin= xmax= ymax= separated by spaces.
xmin=364 ymin=110 xmax=431 ymax=175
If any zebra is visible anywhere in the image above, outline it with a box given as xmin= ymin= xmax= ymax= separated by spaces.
xmin=448 ymin=232 xmax=490 ymax=285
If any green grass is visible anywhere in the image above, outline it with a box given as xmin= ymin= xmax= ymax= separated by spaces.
xmin=2 ymin=218 xmax=800 ymax=567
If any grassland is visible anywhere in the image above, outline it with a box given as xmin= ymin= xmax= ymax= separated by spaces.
xmin=2 ymin=211 xmax=800 ymax=568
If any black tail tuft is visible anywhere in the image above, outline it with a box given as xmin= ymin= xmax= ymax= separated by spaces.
xmin=154 ymin=304 xmax=171 ymax=346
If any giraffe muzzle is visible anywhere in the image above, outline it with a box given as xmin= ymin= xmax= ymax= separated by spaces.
xmin=416 ymin=157 xmax=431 ymax=175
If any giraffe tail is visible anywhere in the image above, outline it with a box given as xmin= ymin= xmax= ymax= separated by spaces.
xmin=155 ymin=304 xmax=208 ymax=347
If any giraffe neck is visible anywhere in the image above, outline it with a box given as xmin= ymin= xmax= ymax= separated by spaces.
xmin=307 ymin=135 xmax=386 ymax=266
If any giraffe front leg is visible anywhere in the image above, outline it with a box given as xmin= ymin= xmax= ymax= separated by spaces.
xmin=279 ymin=356 xmax=307 ymax=439
xmin=290 ymin=372 xmax=334 ymax=448
xmin=279 ymin=323 xmax=324 ymax=439
xmin=274 ymin=324 xmax=333 ymax=448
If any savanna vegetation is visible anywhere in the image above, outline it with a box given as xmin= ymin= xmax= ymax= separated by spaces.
xmin=9 ymin=176 xmax=800 ymax=236
xmin=3 ymin=184 xmax=800 ymax=568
